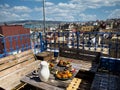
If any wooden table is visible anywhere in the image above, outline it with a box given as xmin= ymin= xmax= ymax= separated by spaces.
xmin=21 ymin=59 xmax=81 ymax=90
xmin=58 ymin=57 xmax=99 ymax=72
xmin=21 ymin=57 xmax=98 ymax=90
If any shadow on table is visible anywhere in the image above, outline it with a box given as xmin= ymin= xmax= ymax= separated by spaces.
xmin=75 ymin=70 xmax=95 ymax=90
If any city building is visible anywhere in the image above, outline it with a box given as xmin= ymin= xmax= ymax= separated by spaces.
xmin=80 ymin=26 xmax=94 ymax=32
xmin=0 ymin=25 xmax=30 ymax=54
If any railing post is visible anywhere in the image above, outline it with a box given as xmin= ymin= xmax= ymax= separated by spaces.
xmin=72 ymin=32 xmax=74 ymax=48
xmin=94 ymin=32 xmax=97 ymax=51
xmin=54 ymin=32 xmax=56 ymax=49
xmin=62 ymin=32 xmax=64 ymax=47
xmin=116 ymin=33 xmax=118 ymax=58
xmin=44 ymin=37 xmax=47 ymax=51
xmin=108 ymin=38 xmax=111 ymax=57
xmin=76 ymin=31 xmax=80 ymax=50
xmin=50 ymin=32 xmax=52 ymax=50
xmin=58 ymin=31 xmax=60 ymax=49
xmin=39 ymin=32 xmax=47 ymax=52
xmin=82 ymin=33 xmax=85 ymax=50
xmin=3 ymin=37 xmax=7 ymax=56
xmin=20 ymin=35 xmax=23 ymax=51
xmin=14 ymin=36 xmax=19 ymax=52
xmin=9 ymin=36 xmax=13 ymax=52
xmin=88 ymin=32 xmax=91 ymax=50
xmin=39 ymin=32 xmax=44 ymax=52
xmin=101 ymin=33 xmax=104 ymax=51
xmin=28 ymin=34 xmax=31 ymax=49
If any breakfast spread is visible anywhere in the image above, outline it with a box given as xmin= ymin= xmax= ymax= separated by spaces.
xmin=56 ymin=70 xmax=73 ymax=80
xmin=49 ymin=59 xmax=76 ymax=80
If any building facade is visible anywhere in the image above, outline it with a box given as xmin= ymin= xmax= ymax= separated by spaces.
xmin=0 ymin=25 xmax=30 ymax=54
xmin=80 ymin=26 xmax=94 ymax=32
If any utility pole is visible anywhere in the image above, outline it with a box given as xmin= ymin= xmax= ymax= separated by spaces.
xmin=43 ymin=0 xmax=46 ymax=34
xmin=42 ymin=0 xmax=47 ymax=51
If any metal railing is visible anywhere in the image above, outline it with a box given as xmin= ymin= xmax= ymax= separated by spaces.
xmin=0 ymin=31 xmax=120 ymax=58
xmin=45 ymin=31 xmax=120 ymax=58
xmin=0 ymin=34 xmax=32 ymax=58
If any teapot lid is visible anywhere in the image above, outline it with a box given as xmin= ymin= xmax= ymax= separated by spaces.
xmin=40 ymin=61 xmax=48 ymax=66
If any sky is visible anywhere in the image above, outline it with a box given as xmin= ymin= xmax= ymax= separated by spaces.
xmin=0 ymin=0 xmax=120 ymax=22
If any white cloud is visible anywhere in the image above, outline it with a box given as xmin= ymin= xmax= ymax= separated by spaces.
xmin=108 ymin=9 xmax=120 ymax=18
xmin=71 ymin=0 xmax=120 ymax=8
xmin=12 ymin=6 xmax=32 ymax=12
xmin=0 ymin=11 xmax=20 ymax=21
xmin=0 ymin=3 xmax=10 ymax=8
xmin=45 ymin=2 xmax=54 ymax=6
xmin=79 ymin=14 xmax=97 ymax=21
xmin=0 ymin=11 xmax=11 ymax=17
xmin=21 ymin=0 xmax=42 ymax=2
xmin=21 ymin=14 xmax=30 ymax=17
xmin=34 ymin=7 xmax=42 ymax=12
xmin=0 ymin=4 xmax=31 ymax=22
xmin=43 ymin=0 xmax=120 ymax=21
xmin=58 ymin=3 xmax=76 ymax=9
xmin=4 ymin=4 xmax=10 ymax=8
xmin=34 ymin=0 xmax=42 ymax=2
xmin=0 ymin=11 xmax=20 ymax=18
xmin=0 ymin=0 xmax=120 ymax=22
xmin=39 ymin=0 xmax=101 ymax=21
xmin=11 ymin=13 xmax=20 ymax=18
xmin=0 ymin=11 xmax=31 ymax=21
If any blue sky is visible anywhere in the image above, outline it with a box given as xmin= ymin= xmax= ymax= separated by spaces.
xmin=0 ymin=0 xmax=120 ymax=22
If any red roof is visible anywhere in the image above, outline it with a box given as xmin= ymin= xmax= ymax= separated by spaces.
xmin=0 ymin=25 xmax=30 ymax=36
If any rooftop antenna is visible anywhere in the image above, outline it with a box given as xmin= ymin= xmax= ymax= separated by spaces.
xmin=43 ymin=0 xmax=46 ymax=34
xmin=42 ymin=0 xmax=47 ymax=51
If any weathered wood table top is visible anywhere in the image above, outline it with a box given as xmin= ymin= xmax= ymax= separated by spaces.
xmin=21 ymin=57 xmax=98 ymax=90
xmin=20 ymin=58 xmax=82 ymax=90
xmin=58 ymin=57 xmax=99 ymax=72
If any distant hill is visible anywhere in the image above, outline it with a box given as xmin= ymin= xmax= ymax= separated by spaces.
xmin=0 ymin=20 xmax=64 ymax=25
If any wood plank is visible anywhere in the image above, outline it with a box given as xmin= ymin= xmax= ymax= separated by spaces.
xmin=59 ymin=47 xmax=77 ymax=53
xmin=0 ymin=60 xmax=41 ymax=90
xmin=59 ymin=57 xmax=98 ymax=72
xmin=12 ymin=82 xmax=27 ymax=90
xmin=59 ymin=53 xmax=77 ymax=58
xmin=15 ymin=49 xmax=33 ymax=58
xmin=0 ymin=55 xmax=16 ymax=65
xmin=0 ymin=60 xmax=40 ymax=83
xmin=6 ymin=79 xmax=22 ymax=90
xmin=59 ymin=47 xmax=101 ymax=63
xmin=67 ymin=78 xmax=82 ymax=90
xmin=0 ymin=58 xmax=35 ymax=77
xmin=17 ymin=54 xmax=34 ymax=63
xmin=35 ymin=51 xmax=54 ymax=61
xmin=0 ymin=60 xmax=18 ymax=71
xmin=77 ymin=54 xmax=96 ymax=61
xmin=4 ymin=61 xmax=40 ymax=89
xmin=21 ymin=77 xmax=64 ymax=90
xmin=77 ymin=49 xmax=99 ymax=55
xmin=0 ymin=54 xmax=35 ymax=71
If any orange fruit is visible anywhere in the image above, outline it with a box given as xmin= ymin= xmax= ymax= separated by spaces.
xmin=65 ymin=70 xmax=70 ymax=74
xmin=56 ymin=74 xmax=61 ymax=79
xmin=68 ymin=73 xmax=72 ymax=78
xmin=62 ymin=74 xmax=68 ymax=78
